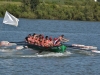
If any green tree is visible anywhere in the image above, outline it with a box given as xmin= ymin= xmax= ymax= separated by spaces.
xmin=21 ymin=0 xmax=31 ymax=12
xmin=30 ymin=0 xmax=39 ymax=11
xmin=22 ymin=0 xmax=39 ymax=11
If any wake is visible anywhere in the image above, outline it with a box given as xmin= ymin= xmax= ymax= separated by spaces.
xmin=0 ymin=46 xmax=99 ymax=58
xmin=36 ymin=51 xmax=72 ymax=57
xmin=0 ymin=48 xmax=72 ymax=58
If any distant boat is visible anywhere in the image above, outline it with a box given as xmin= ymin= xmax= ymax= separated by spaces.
xmin=3 ymin=11 xmax=19 ymax=27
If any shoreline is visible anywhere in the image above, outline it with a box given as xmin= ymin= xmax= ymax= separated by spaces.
xmin=1 ymin=17 xmax=100 ymax=22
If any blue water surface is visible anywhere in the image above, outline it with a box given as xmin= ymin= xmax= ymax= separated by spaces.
xmin=0 ymin=18 xmax=100 ymax=75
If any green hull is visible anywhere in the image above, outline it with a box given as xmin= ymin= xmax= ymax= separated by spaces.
xmin=27 ymin=44 xmax=67 ymax=53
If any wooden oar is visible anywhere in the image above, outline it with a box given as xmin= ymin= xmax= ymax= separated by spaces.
xmin=62 ymin=43 xmax=73 ymax=47
xmin=10 ymin=41 xmax=27 ymax=45
xmin=0 ymin=41 xmax=28 ymax=47
xmin=16 ymin=45 xmax=28 ymax=50
xmin=63 ymin=43 xmax=97 ymax=50
xmin=10 ymin=41 xmax=25 ymax=43
xmin=0 ymin=41 xmax=17 ymax=46
xmin=92 ymin=50 xmax=100 ymax=53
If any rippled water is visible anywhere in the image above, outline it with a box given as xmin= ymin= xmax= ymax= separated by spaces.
xmin=0 ymin=18 xmax=100 ymax=75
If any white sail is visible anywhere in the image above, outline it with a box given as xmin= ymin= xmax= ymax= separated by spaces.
xmin=3 ymin=11 xmax=19 ymax=27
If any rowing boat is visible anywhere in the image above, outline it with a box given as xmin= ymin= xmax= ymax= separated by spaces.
xmin=27 ymin=44 xmax=67 ymax=53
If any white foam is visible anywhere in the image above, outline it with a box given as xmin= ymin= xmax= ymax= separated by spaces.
xmin=16 ymin=46 xmax=24 ymax=50
xmin=37 ymin=51 xmax=72 ymax=57
xmin=0 ymin=49 xmax=10 ymax=52
xmin=20 ymin=55 xmax=36 ymax=58
xmin=0 ymin=49 xmax=14 ymax=52
xmin=18 ymin=51 xmax=72 ymax=58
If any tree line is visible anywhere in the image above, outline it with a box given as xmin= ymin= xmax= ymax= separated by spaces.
xmin=0 ymin=0 xmax=100 ymax=21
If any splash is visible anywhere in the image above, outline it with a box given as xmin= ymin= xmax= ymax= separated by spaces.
xmin=18 ymin=51 xmax=72 ymax=58
xmin=36 ymin=51 xmax=72 ymax=57
xmin=0 ymin=47 xmax=72 ymax=58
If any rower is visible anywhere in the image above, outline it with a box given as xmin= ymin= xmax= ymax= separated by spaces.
xmin=59 ymin=35 xmax=69 ymax=42
xmin=44 ymin=36 xmax=50 ymax=47
xmin=48 ymin=37 xmax=53 ymax=47
xmin=54 ymin=35 xmax=69 ymax=46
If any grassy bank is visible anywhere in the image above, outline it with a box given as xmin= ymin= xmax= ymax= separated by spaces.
xmin=0 ymin=1 xmax=21 ymax=5
xmin=0 ymin=0 xmax=100 ymax=21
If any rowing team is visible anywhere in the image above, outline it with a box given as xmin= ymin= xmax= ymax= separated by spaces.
xmin=25 ymin=33 xmax=69 ymax=47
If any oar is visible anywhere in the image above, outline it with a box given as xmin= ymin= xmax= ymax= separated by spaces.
xmin=62 ymin=43 xmax=73 ymax=47
xmin=16 ymin=45 xmax=28 ymax=50
xmin=61 ymin=41 xmax=73 ymax=47
xmin=10 ymin=41 xmax=25 ymax=43
xmin=0 ymin=41 xmax=28 ymax=46
xmin=10 ymin=41 xmax=28 ymax=50
xmin=0 ymin=41 xmax=17 ymax=46
xmin=10 ymin=41 xmax=27 ymax=45
xmin=63 ymin=43 xmax=97 ymax=50
xmin=92 ymin=50 xmax=100 ymax=53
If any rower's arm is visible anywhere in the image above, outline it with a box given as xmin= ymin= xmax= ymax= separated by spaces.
xmin=62 ymin=38 xmax=69 ymax=42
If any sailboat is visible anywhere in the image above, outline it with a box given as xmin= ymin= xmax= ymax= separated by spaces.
xmin=3 ymin=11 xmax=19 ymax=27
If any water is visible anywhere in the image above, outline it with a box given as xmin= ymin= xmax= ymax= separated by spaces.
xmin=0 ymin=18 xmax=100 ymax=75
